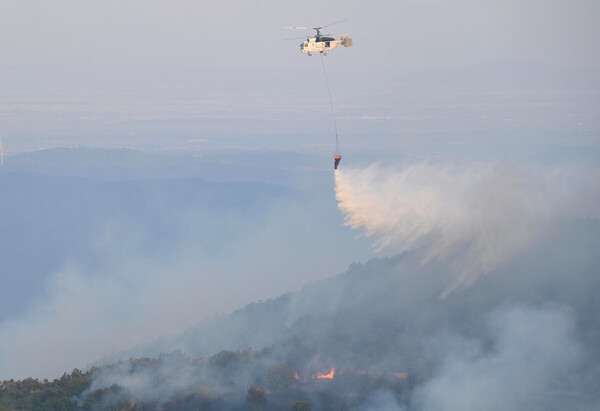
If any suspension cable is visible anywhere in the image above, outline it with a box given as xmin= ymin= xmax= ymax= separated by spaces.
xmin=320 ymin=54 xmax=340 ymax=154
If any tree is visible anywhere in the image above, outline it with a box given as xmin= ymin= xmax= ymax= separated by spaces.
xmin=246 ymin=386 xmax=268 ymax=411
xmin=267 ymin=364 xmax=298 ymax=391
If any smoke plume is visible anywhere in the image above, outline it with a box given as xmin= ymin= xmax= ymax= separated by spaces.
xmin=334 ymin=162 xmax=595 ymax=296
xmin=414 ymin=304 xmax=587 ymax=411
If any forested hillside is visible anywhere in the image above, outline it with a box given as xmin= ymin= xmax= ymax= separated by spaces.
xmin=2 ymin=215 xmax=599 ymax=410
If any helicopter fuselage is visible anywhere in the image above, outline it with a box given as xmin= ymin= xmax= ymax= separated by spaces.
xmin=300 ymin=37 xmax=345 ymax=55
xmin=300 ymin=35 xmax=352 ymax=56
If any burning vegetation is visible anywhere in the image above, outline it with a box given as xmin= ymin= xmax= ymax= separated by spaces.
xmin=312 ymin=367 xmax=335 ymax=380
xmin=0 ymin=351 xmax=412 ymax=410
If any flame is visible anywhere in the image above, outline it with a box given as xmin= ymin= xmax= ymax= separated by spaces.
xmin=314 ymin=367 xmax=335 ymax=379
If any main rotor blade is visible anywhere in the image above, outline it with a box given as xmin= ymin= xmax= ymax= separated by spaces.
xmin=283 ymin=26 xmax=308 ymax=30
xmin=319 ymin=19 xmax=347 ymax=29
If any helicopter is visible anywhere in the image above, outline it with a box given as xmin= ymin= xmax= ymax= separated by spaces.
xmin=285 ymin=20 xmax=353 ymax=56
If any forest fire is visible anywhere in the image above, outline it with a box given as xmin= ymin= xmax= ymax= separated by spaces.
xmin=312 ymin=367 xmax=335 ymax=380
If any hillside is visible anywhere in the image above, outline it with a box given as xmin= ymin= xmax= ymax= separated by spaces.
xmin=2 ymin=214 xmax=597 ymax=410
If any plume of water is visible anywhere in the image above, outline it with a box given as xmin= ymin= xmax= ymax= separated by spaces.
xmin=334 ymin=163 xmax=534 ymax=295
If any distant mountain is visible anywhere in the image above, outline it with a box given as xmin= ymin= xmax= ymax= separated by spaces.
xmin=1 ymin=147 xmax=325 ymax=184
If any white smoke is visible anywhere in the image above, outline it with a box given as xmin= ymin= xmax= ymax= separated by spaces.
xmin=413 ymin=304 xmax=587 ymax=411
xmin=362 ymin=390 xmax=405 ymax=411
xmin=334 ymin=162 xmax=580 ymax=295
xmin=82 ymin=353 xmax=200 ymax=406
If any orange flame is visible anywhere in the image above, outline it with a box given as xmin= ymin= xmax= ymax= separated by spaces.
xmin=314 ymin=367 xmax=335 ymax=379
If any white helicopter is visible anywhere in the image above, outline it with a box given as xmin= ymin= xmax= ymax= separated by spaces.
xmin=285 ymin=20 xmax=353 ymax=56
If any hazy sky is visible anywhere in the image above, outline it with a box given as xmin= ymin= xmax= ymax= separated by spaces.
xmin=2 ymin=0 xmax=599 ymax=70
xmin=1 ymin=1 xmax=599 ymax=153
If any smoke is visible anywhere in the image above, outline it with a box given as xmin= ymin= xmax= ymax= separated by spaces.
xmin=84 ymin=353 xmax=199 ymax=406
xmin=413 ymin=304 xmax=589 ymax=411
xmin=0 ymin=237 xmax=223 ymax=381
xmin=362 ymin=390 xmax=405 ymax=411
xmin=0 ymin=170 xmax=371 ymax=381
xmin=334 ymin=162 xmax=597 ymax=296
xmin=55 ymin=154 xmax=599 ymax=409
xmin=2 ymin=149 xmax=598 ymax=410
